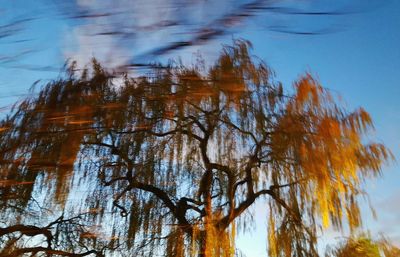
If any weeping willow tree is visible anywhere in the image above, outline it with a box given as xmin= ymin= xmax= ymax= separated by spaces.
xmin=0 ymin=40 xmax=392 ymax=257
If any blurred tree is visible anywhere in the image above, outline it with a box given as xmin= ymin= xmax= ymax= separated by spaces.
xmin=0 ymin=40 xmax=392 ymax=256
xmin=327 ymin=236 xmax=381 ymax=257
xmin=326 ymin=234 xmax=400 ymax=257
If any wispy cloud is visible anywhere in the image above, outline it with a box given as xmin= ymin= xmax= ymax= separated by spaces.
xmin=62 ymin=0 xmax=279 ymax=69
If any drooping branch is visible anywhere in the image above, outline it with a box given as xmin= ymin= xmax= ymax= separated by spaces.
xmin=129 ymin=181 xmax=192 ymax=233
xmin=0 ymin=224 xmax=52 ymax=244
xmin=2 ymin=247 xmax=102 ymax=257
xmin=0 ymin=214 xmax=105 ymax=257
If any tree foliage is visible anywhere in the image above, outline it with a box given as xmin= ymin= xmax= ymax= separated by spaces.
xmin=0 ymin=40 xmax=392 ymax=256
xmin=326 ymin=235 xmax=400 ymax=257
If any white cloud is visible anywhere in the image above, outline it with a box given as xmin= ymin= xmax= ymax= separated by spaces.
xmin=64 ymin=24 xmax=131 ymax=69
xmin=62 ymin=0 xmax=238 ymax=69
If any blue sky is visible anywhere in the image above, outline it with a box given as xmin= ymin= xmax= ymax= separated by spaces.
xmin=1 ymin=0 xmax=399 ymax=256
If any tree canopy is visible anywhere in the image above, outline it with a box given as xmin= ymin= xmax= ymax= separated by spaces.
xmin=327 ymin=235 xmax=400 ymax=257
xmin=0 ymin=40 xmax=392 ymax=257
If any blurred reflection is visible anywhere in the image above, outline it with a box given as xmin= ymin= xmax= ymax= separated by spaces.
xmin=1 ymin=0 xmax=382 ymax=72
xmin=0 ymin=40 xmax=392 ymax=257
